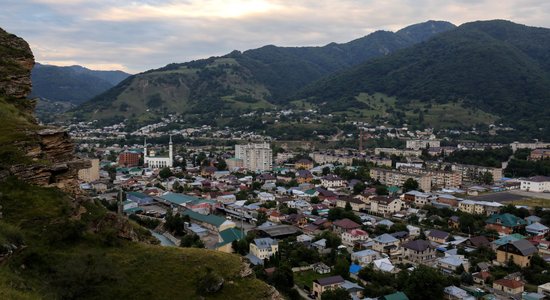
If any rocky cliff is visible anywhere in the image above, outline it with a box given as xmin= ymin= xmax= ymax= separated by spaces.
xmin=0 ymin=27 xmax=89 ymax=191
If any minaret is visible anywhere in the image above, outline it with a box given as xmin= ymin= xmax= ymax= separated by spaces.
xmin=143 ymin=138 xmax=147 ymax=166
xmin=169 ymin=135 xmax=173 ymax=167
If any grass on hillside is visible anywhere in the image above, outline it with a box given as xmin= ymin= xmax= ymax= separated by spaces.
xmin=0 ymin=178 xmax=274 ymax=299
xmin=0 ymin=96 xmax=39 ymax=166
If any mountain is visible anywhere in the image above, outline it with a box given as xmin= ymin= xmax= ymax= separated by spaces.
xmin=30 ymin=63 xmax=130 ymax=104
xmin=298 ymin=20 xmax=550 ymax=136
xmin=71 ymin=21 xmax=455 ymax=123
xmin=0 ymin=28 xmax=278 ymax=300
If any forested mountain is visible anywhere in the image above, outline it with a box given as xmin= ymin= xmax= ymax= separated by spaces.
xmin=298 ymin=20 xmax=550 ymax=136
xmin=71 ymin=21 xmax=455 ymax=123
xmin=30 ymin=63 xmax=130 ymax=104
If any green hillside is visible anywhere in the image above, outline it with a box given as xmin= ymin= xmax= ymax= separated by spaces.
xmin=298 ymin=20 xmax=550 ymax=136
xmin=70 ymin=21 xmax=455 ymax=123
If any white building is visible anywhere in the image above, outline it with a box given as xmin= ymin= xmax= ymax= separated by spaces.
xmin=249 ymin=238 xmax=278 ymax=260
xmin=235 ymin=143 xmax=272 ymax=171
xmin=406 ymin=139 xmax=441 ymax=150
xmin=144 ymin=136 xmax=173 ymax=168
xmin=520 ymin=176 xmax=550 ymax=193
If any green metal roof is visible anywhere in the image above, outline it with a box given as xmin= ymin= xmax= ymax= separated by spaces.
xmin=215 ymin=227 xmax=244 ymax=248
xmin=181 ymin=210 xmax=227 ymax=227
xmin=382 ymin=291 xmax=409 ymax=300
xmin=486 ymin=213 xmax=526 ymax=227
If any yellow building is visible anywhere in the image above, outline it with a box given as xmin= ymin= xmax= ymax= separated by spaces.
xmin=496 ymin=239 xmax=537 ymax=268
xmin=249 ymin=238 xmax=278 ymax=260
xmin=78 ymin=158 xmax=100 ymax=182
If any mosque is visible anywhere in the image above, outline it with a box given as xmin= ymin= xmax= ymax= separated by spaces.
xmin=143 ymin=136 xmax=173 ymax=168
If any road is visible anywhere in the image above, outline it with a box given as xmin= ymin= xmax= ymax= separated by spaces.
xmin=508 ymin=190 xmax=550 ymax=200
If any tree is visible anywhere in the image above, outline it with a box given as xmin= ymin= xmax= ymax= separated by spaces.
xmin=480 ymin=171 xmax=494 ymax=185
xmin=321 ymin=288 xmax=351 ymax=300
xmin=256 ymin=212 xmax=267 ymax=226
xmin=271 ymin=265 xmax=294 ymax=294
xmin=180 ymin=234 xmax=204 ymax=248
xmin=402 ymin=265 xmax=447 ymax=300
xmin=353 ymin=182 xmax=366 ymax=194
xmin=375 ymin=185 xmax=389 ymax=195
xmin=322 ymin=167 xmax=331 ymax=176
xmin=159 ymin=167 xmax=173 ymax=179
xmin=216 ymin=159 xmax=227 ymax=170
xmin=402 ymin=178 xmax=419 ymax=192
xmin=334 ymin=257 xmax=350 ymax=279
xmin=344 ymin=201 xmax=353 ymax=212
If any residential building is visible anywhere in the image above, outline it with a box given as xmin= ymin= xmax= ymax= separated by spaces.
xmin=235 ymin=142 xmax=272 ymax=171
xmin=402 ymin=190 xmax=431 ymax=207
xmin=510 ymin=141 xmax=550 ymax=152
xmin=78 ymin=158 xmax=100 ymax=182
xmin=374 ymin=148 xmax=422 ymax=157
xmin=427 ymin=229 xmax=450 ymax=244
xmin=450 ymin=163 xmax=503 ymax=182
xmin=341 ymin=229 xmax=369 ymax=247
xmin=351 ymin=249 xmax=380 ymax=266
xmin=118 ymin=151 xmax=141 ymax=167
xmin=369 ymin=168 xmax=432 ymax=192
xmin=249 ymin=238 xmax=279 ymax=260
xmin=295 ymin=159 xmax=314 ymax=169
xmin=369 ymin=196 xmax=404 ymax=215
xmin=520 ymin=176 xmax=550 ymax=193
xmin=485 ymin=213 xmax=527 ymax=235
xmin=538 ymin=282 xmax=550 ymax=297
xmin=437 ymin=255 xmax=469 ymax=274
xmin=526 ymin=222 xmax=549 ymax=236
xmin=312 ymin=275 xmax=345 ymax=299
xmin=336 ymin=197 xmax=367 ymax=211
xmin=402 ymin=239 xmax=436 ymax=264
xmin=332 ymin=218 xmax=361 ymax=234
xmin=372 ymin=233 xmax=400 ymax=257
xmin=406 ymin=139 xmax=441 ymax=150
xmin=493 ymin=278 xmax=525 ymax=295
xmin=399 ymin=167 xmax=462 ymax=189
xmin=444 ymin=285 xmax=476 ymax=300
xmin=320 ymin=175 xmax=346 ymax=188
xmin=529 ymin=149 xmax=550 ymax=160
xmin=496 ymin=239 xmax=537 ymax=267
xmin=458 ymin=200 xmax=502 ymax=216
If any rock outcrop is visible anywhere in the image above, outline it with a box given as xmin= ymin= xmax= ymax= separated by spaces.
xmin=0 ymin=27 xmax=89 ymax=191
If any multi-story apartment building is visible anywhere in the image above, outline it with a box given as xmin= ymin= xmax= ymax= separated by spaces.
xmin=369 ymin=196 xmax=404 ymax=215
xmin=235 ymin=143 xmax=272 ymax=171
xmin=118 ymin=151 xmax=141 ymax=167
xmin=458 ymin=200 xmax=502 ymax=216
xmin=520 ymin=176 xmax=550 ymax=193
xmin=426 ymin=162 xmax=503 ymax=183
xmin=249 ymin=238 xmax=278 ymax=260
xmin=399 ymin=167 xmax=462 ymax=189
xmin=78 ymin=158 xmax=100 ymax=182
xmin=374 ymin=148 xmax=422 ymax=157
xmin=370 ymin=168 xmax=432 ymax=192
xmin=529 ymin=149 xmax=550 ymax=160
xmin=405 ymin=139 xmax=441 ymax=150
xmin=510 ymin=141 xmax=550 ymax=152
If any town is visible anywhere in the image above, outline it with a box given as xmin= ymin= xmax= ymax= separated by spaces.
xmin=74 ymin=125 xmax=550 ymax=300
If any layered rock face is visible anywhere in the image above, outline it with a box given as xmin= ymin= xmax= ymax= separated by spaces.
xmin=0 ymin=27 xmax=89 ymax=190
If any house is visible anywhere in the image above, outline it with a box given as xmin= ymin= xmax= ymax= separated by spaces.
xmin=520 ymin=176 xmax=550 ymax=192
xmin=526 ymin=222 xmax=549 ymax=236
xmin=401 ymin=240 xmax=436 ymax=264
xmin=496 ymin=239 xmax=537 ymax=267
xmin=296 ymin=170 xmax=313 ymax=183
xmin=214 ymin=228 xmax=244 ymax=253
xmin=332 ymin=218 xmax=361 ymax=234
xmin=312 ymin=275 xmax=345 ymax=299
xmin=448 ymin=216 xmax=460 ymax=229
xmin=312 ymin=262 xmax=331 ymax=274
xmin=427 ymin=229 xmax=450 ymax=244
xmin=320 ymin=175 xmax=346 ymax=188
xmin=493 ymin=278 xmax=525 ymax=295
xmin=249 ymin=238 xmax=279 ymax=260
xmin=525 ymin=215 xmax=542 ymax=225
xmin=351 ymin=249 xmax=381 ymax=266
xmin=373 ymin=257 xmax=395 ymax=272
xmin=472 ymin=271 xmax=491 ymax=285
xmin=295 ymin=159 xmax=314 ymax=170
xmin=402 ymin=190 xmax=431 ymax=207
xmin=372 ymin=233 xmax=401 ymax=257
xmin=258 ymin=192 xmax=275 ymax=203
xmin=341 ymin=229 xmax=369 ymax=247
xmin=406 ymin=225 xmax=420 ymax=237
xmin=180 ymin=210 xmax=235 ymax=232
xmin=335 ymin=197 xmax=367 ymax=211
xmin=538 ymin=282 xmax=550 ymax=297
xmin=462 ymin=236 xmax=491 ymax=249
xmin=444 ymin=285 xmax=476 ymax=300
xmin=485 ymin=213 xmax=527 ymax=235
xmin=312 ymin=239 xmax=328 ymax=252
xmin=437 ymin=255 xmax=469 ymax=274
xmin=369 ymin=196 xmax=403 ymax=215
xmin=296 ymin=234 xmax=314 ymax=244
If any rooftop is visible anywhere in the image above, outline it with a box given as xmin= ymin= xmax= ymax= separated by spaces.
xmin=314 ymin=275 xmax=344 ymax=286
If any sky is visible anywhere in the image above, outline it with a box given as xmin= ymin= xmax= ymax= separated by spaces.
xmin=2 ymin=0 xmax=550 ymax=73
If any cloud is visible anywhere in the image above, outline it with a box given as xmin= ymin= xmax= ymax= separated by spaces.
xmin=2 ymin=0 xmax=550 ymax=73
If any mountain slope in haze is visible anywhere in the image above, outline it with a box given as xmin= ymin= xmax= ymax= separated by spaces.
xmin=71 ymin=21 xmax=455 ymax=123
xmin=30 ymin=63 xmax=130 ymax=104
xmin=299 ymin=20 xmax=550 ymax=136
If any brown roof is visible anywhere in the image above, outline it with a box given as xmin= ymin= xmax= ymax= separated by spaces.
xmin=494 ymin=278 xmax=524 ymax=289
xmin=402 ymin=239 xmax=432 ymax=252
xmin=468 ymin=236 xmax=491 ymax=248
xmin=314 ymin=275 xmax=344 ymax=286
xmin=332 ymin=218 xmax=361 ymax=229
xmin=370 ymin=196 xmax=398 ymax=205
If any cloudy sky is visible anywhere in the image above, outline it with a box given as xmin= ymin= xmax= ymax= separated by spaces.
xmin=2 ymin=0 xmax=550 ymax=73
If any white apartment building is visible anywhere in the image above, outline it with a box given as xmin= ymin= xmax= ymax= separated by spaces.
xmin=520 ymin=176 xmax=550 ymax=193
xmin=406 ymin=139 xmax=441 ymax=150
xmin=235 ymin=143 xmax=273 ymax=171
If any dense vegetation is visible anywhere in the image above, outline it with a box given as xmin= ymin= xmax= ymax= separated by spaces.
xmin=70 ymin=21 xmax=455 ymax=123
xmin=444 ymin=147 xmax=513 ymax=167
xmin=299 ymin=20 xmax=550 ymax=139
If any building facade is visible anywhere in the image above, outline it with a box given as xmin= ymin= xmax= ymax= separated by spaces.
xmin=144 ymin=137 xmax=173 ymax=168
xmin=235 ymin=143 xmax=272 ymax=171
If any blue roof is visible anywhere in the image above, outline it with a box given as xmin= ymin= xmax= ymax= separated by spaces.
xmin=349 ymin=263 xmax=362 ymax=275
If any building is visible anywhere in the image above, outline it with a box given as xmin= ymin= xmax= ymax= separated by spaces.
xmin=78 ymin=158 xmax=100 ymax=182
xmin=538 ymin=282 xmax=550 ymax=297
xmin=295 ymin=159 xmax=314 ymax=169
xmin=485 ymin=213 xmax=527 ymax=235
xmin=336 ymin=197 xmax=367 ymax=212
xmin=374 ymin=148 xmax=422 ymax=157
xmin=520 ymin=176 xmax=550 ymax=193
xmin=226 ymin=157 xmax=244 ymax=169
xmin=370 ymin=168 xmax=432 ymax=192
xmin=399 ymin=167 xmax=462 ymax=189
xmin=332 ymin=218 xmax=361 ymax=234
xmin=118 ymin=151 xmax=141 ymax=167
xmin=450 ymin=163 xmax=503 ymax=182
xmin=312 ymin=275 xmax=345 ymax=299
xmin=235 ymin=143 xmax=272 ymax=171
xmin=402 ymin=239 xmax=436 ymax=264
xmin=458 ymin=200 xmax=503 ymax=216
xmin=427 ymin=229 xmax=450 ymax=244
xmin=372 ymin=233 xmax=401 ymax=257
xmin=496 ymin=239 xmax=537 ymax=267
xmin=402 ymin=190 xmax=431 ymax=207
xmin=351 ymin=249 xmax=380 ymax=266
xmin=529 ymin=149 xmax=550 ymax=160
xmin=405 ymin=139 xmax=441 ymax=150
xmin=493 ymin=278 xmax=525 ymax=295
xmin=526 ymin=222 xmax=550 ymax=236
xmin=143 ymin=137 xmax=173 ymax=168
xmin=320 ymin=175 xmax=346 ymax=188
xmin=510 ymin=141 xmax=550 ymax=152
xmin=370 ymin=196 xmax=403 ymax=215
xmin=341 ymin=229 xmax=369 ymax=247
xmin=437 ymin=255 xmax=469 ymax=274
xmin=249 ymin=238 xmax=279 ymax=260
